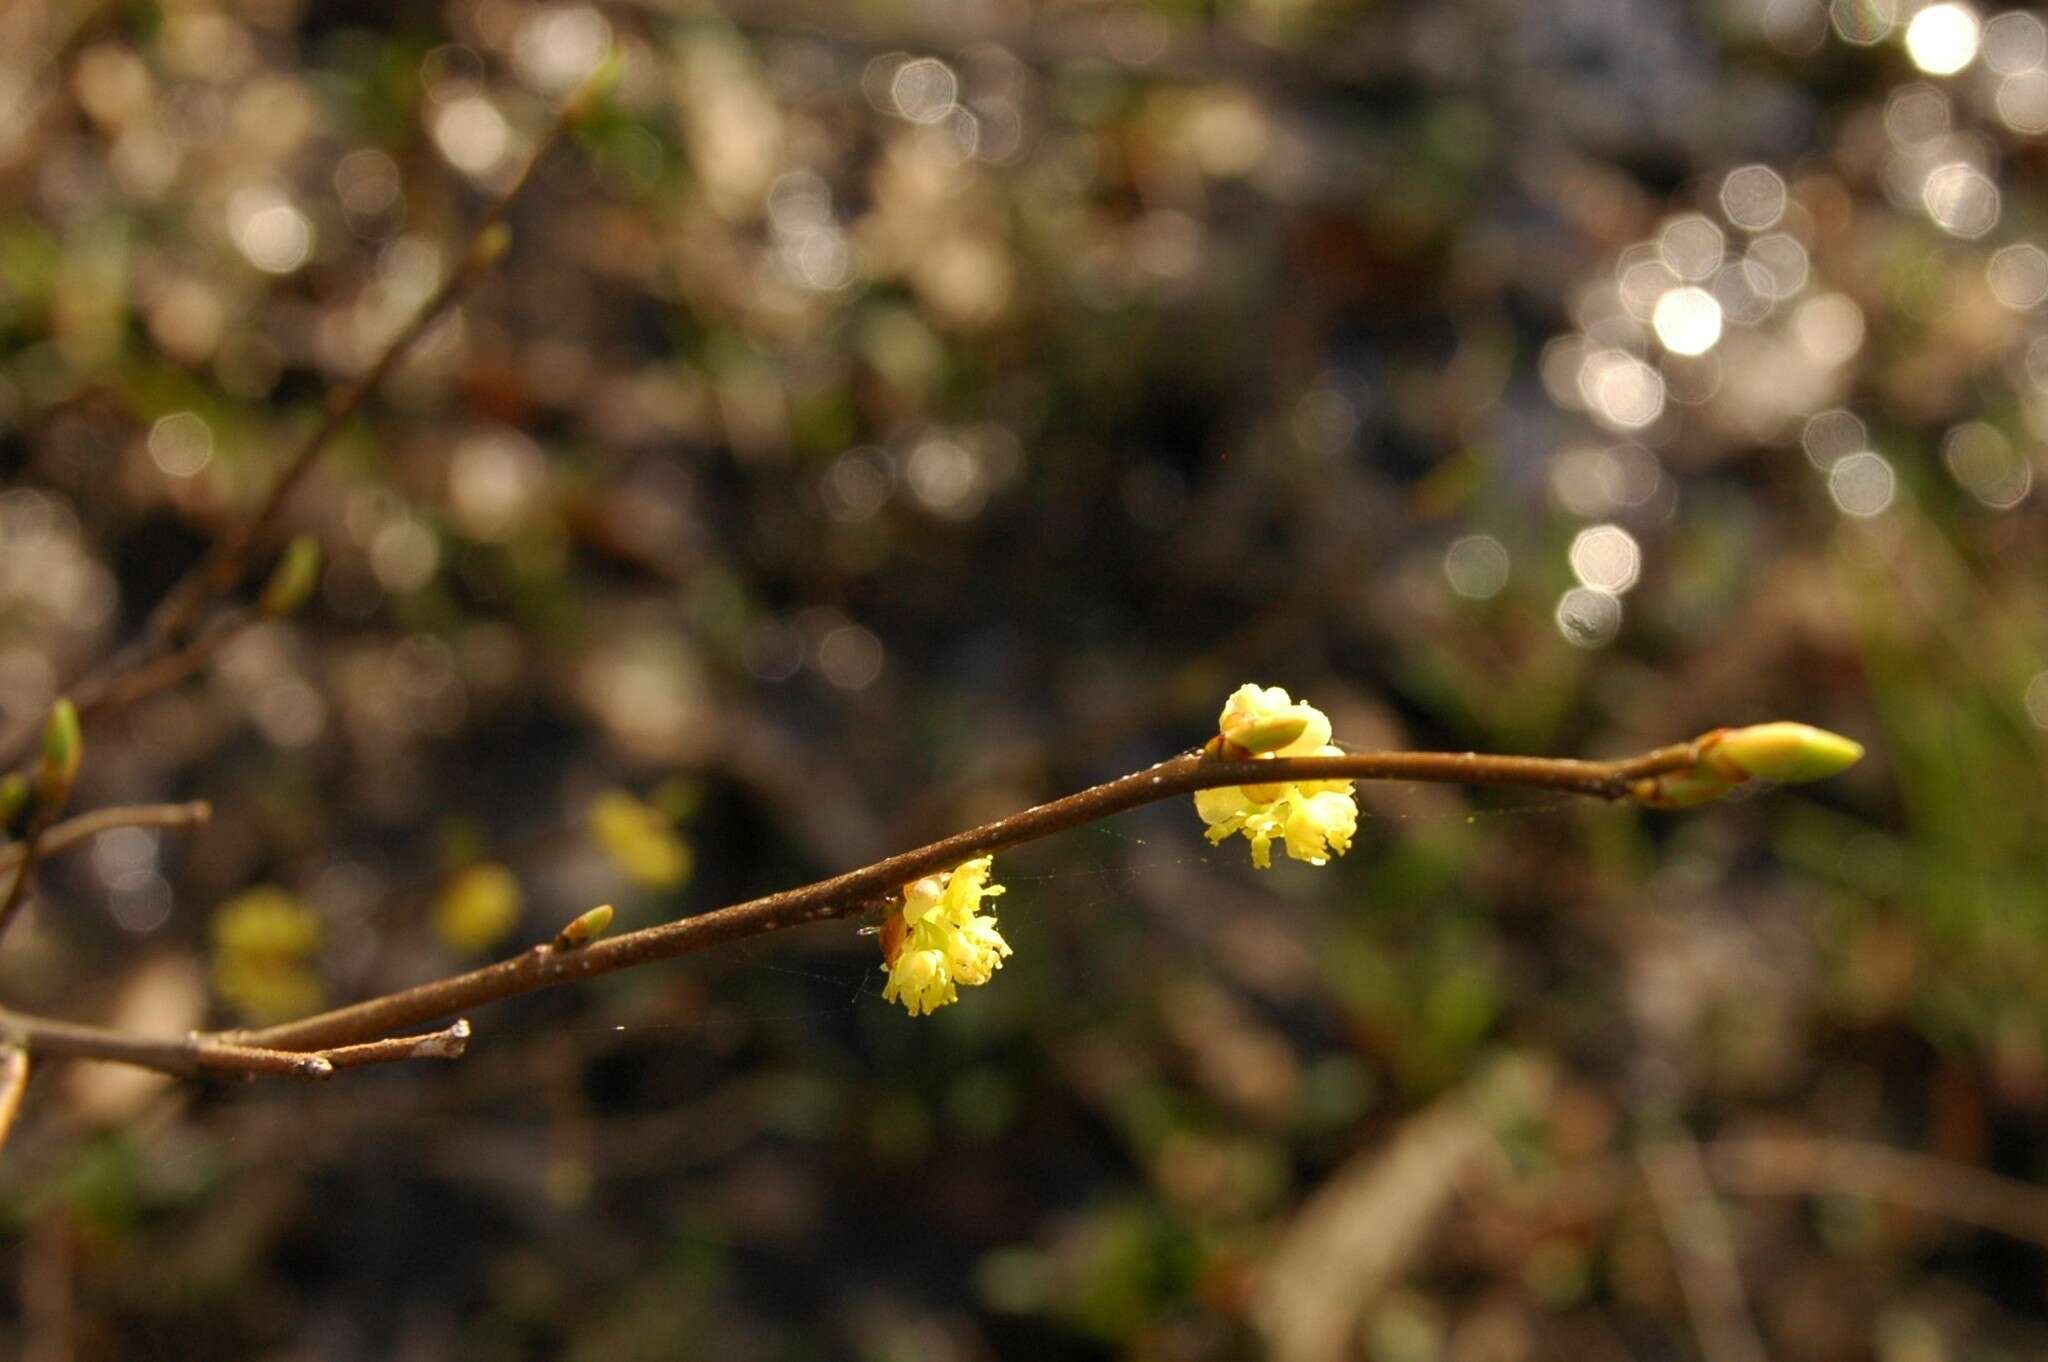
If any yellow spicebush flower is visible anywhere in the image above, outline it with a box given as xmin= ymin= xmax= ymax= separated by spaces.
xmin=1196 ymin=684 xmax=1359 ymax=869
xmin=881 ymin=856 xmax=1011 ymax=1016
xmin=589 ymin=789 xmax=695 ymax=889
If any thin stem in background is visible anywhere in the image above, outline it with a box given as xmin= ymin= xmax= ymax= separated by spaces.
xmin=0 ymin=68 xmax=601 ymax=770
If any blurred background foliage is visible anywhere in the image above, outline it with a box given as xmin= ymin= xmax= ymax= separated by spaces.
xmin=0 ymin=0 xmax=2044 ymax=1357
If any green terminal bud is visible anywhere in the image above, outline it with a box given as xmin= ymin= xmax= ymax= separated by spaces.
xmin=1711 ymin=722 xmax=1865 ymax=784
xmin=1634 ymin=722 xmax=1863 ymax=809
xmin=259 ymin=535 xmax=322 ymax=617
xmin=38 ymin=698 xmax=81 ymax=811
xmin=553 ymin=903 xmax=614 ymax=951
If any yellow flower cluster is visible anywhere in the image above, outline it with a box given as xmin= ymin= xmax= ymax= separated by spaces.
xmin=1194 ymin=684 xmax=1359 ymax=869
xmin=881 ymin=856 xmax=1011 ymax=1016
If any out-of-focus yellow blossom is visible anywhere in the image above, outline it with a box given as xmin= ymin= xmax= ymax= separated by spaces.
xmin=1195 ymin=684 xmax=1359 ymax=869
xmin=589 ymin=789 xmax=694 ymax=888
xmin=881 ymin=856 xmax=1011 ymax=1016
xmin=433 ymin=861 xmax=523 ymax=954
xmin=211 ymin=885 xmax=325 ymax=1024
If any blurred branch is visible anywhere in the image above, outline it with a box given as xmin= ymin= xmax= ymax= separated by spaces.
xmin=219 ymin=737 xmax=1699 ymax=1054
xmin=0 ymin=66 xmax=605 ymax=770
xmin=61 ymin=609 xmax=260 ymax=732
xmin=1255 ymin=1068 xmax=1509 ymax=1362
xmin=1708 ymin=1135 xmax=2048 ymax=1248
xmin=0 ymin=822 xmax=51 ymax=946
xmin=660 ymin=0 xmax=1399 ymax=95
xmin=0 ymin=800 xmax=212 ymax=873
xmin=0 ymin=1045 xmax=27 ymax=1158
xmin=0 ymin=801 xmax=214 ymax=940
xmin=1643 ymin=1138 xmax=1770 ymax=1362
xmin=1497 ymin=1132 xmax=2048 ymax=1259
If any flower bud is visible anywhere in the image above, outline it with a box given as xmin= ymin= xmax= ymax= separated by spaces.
xmin=553 ymin=903 xmax=615 ymax=950
xmin=37 ymin=698 xmax=81 ymax=811
xmin=1711 ymin=722 xmax=1865 ymax=784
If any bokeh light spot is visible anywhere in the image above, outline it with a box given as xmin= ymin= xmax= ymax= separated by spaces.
xmin=1555 ymin=587 xmax=1623 ymax=648
xmin=1985 ymin=243 xmax=2048 ymax=309
xmin=1984 ymin=10 xmax=2047 ymax=73
xmin=1802 ymin=408 xmax=1869 ymax=468
xmin=1828 ymin=450 xmax=1897 ymax=516
xmin=1568 ymin=524 xmax=1643 ymax=594
xmin=1830 ymin=0 xmax=1897 ymax=45
xmin=1791 ymin=292 xmax=1865 ymax=365
xmin=1905 ymin=3 xmax=1981 ymax=75
xmin=148 ymin=411 xmax=213 ymax=478
xmin=1658 ymin=215 xmax=1727 ymax=282
xmin=1443 ymin=535 xmax=1510 ymax=600
xmin=228 ymin=186 xmax=312 ymax=274
xmin=1942 ymin=422 xmax=2033 ymax=507
xmin=1578 ymin=350 xmax=1666 ymax=430
xmin=1922 ymin=162 xmax=2000 ymax=237
xmin=1720 ymin=165 xmax=1789 ymax=230
xmin=1652 ymin=286 xmax=1724 ymax=355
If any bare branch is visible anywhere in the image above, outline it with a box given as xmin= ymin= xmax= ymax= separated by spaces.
xmin=223 ymin=739 xmax=1698 ymax=1054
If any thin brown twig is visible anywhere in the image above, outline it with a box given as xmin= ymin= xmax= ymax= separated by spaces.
xmin=0 ymin=1008 xmax=473 ymax=1081
xmin=0 ymin=800 xmax=213 ymax=944
xmin=219 ymin=739 xmax=1698 ymax=1054
xmin=0 ymin=816 xmax=53 ymax=944
xmin=0 ymin=69 xmax=599 ymax=769
xmin=0 ymin=801 xmax=212 ymax=874
xmin=0 ymin=1045 xmax=29 ymax=1157
xmin=67 ymin=609 xmax=259 ymax=720
xmin=320 ymin=1020 xmax=472 ymax=1069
